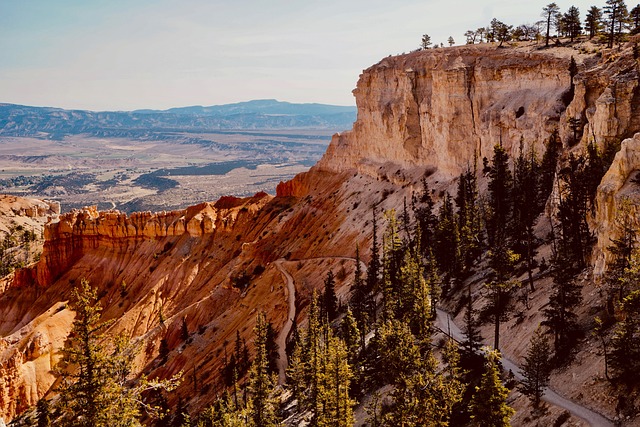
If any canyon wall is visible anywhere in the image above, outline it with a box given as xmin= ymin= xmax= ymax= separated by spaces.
xmin=317 ymin=46 xmax=572 ymax=179
xmin=593 ymin=132 xmax=640 ymax=276
xmin=317 ymin=44 xmax=640 ymax=184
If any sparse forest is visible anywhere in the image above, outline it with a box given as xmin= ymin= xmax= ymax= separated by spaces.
xmin=422 ymin=0 xmax=640 ymax=50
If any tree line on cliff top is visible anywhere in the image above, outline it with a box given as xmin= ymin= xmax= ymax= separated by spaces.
xmin=421 ymin=0 xmax=640 ymax=49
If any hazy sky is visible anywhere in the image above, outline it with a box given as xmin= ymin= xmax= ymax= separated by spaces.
xmin=2 ymin=0 xmax=600 ymax=110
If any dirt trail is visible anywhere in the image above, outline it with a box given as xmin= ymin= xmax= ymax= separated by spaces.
xmin=435 ymin=308 xmax=615 ymax=427
xmin=274 ymin=259 xmax=297 ymax=385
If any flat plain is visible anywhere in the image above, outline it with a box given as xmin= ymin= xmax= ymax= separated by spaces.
xmin=0 ymin=129 xmax=333 ymax=212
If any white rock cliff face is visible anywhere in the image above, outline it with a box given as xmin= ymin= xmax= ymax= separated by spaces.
xmin=593 ymin=132 xmax=640 ymax=276
xmin=318 ymin=45 xmax=640 ymax=185
xmin=317 ymin=46 xmax=572 ymax=179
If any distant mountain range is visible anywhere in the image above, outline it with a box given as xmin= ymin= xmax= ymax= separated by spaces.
xmin=0 ymin=99 xmax=357 ymax=139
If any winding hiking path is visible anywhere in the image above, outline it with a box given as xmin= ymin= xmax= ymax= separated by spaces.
xmin=274 ymin=259 xmax=297 ymax=385
xmin=272 ymin=255 xmax=364 ymax=385
xmin=435 ymin=308 xmax=615 ymax=427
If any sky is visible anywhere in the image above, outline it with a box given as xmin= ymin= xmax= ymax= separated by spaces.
xmin=1 ymin=0 xmax=601 ymax=111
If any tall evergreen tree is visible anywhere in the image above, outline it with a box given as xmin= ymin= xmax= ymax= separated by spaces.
xmin=485 ymin=143 xmax=517 ymax=350
xmin=462 ymin=286 xmax=483 ymax=357
xmin=248 ymin=312 xmax=280 ymax=427
xmin=555 ymin=153 xmax=593 ymax=269
xmin=412 ymin=178 xmax=438 ymax=258
xmin=434 ymin=192 xmax=461 ymax=290
xmin=341 ymin=308 xmax=360 ymax=365
xmin=604 ymin=199 xmax=637 ymax=314
xmin=382 ymin=210 xmax=404 ymax=320
xmin=585 ymin=6 xmax=603 ymax=38
xmin=470 ymin=350 xmax=515 ymax=427
xmin=543 ymin=250 xmax=583 ymax=358
xmin=486 ymin=244 xmax=519 ymax=350
xmin=55 ymin=279 xmax=115 ymax=427
xmin=519 ymin=326 xmax=552 ymax=408
xmin=563 ymin=6 xmax=583 ymax=41
xmin=604 ymin=0 xmax=628 ymax=47
xmin=631 ymin=4 xmax=640 ymax=33
xmin=512 ymin=141 xmax=540 ymax=291
xmin=539 ymin=130 xmax=561 ymax=209
xmin=367 ymin=207 xmax=381 ymax=323
xmin=542 ymin=3 xmax=561 ymax=46
xmin=455 ymin=167 xmax=483 ymax=274
xmin=350 ymin=246 xmax=369 ymax=347
xmin=55 ymin=279 xmax=180 ymax=426
xmin=323 ymin=270 xmax=338 ymax=322
xmin=486 ymin=144 xmax=513 ymax=248
xmin=610 ymin=289 xmax=640 ymax=386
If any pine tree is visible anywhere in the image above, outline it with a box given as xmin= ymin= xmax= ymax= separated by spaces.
xmin=470 ymin=350 xmax=515 ymax=427
xmin=604 ymin=199 xmax=638 ymax=315
xmin=36 ymin=398 xmax=51 ymax=427
xmin=543 ymin=251 xmax=583 ymax=358
xmin=555 ymin=153 xmax=593 ymax=269
xmin=382 ymin=210 xmax=404 ymax=320
xmin=487 ymin=241 xmax=519 ymax=350
xmin=434 ymin=192 xmax=461 ymax=291
xmin=412 ymin=177 xmax=437 ymax=258
xmin=539 ymin=130 xmax=561 ymax=208
xmin=367 ymin=207 xmax=381 ymax=322
xmin=55 ymin=279 xmax=181 ymax=426
xmin=462 ymin=286 xmax=483 ymax=357
xmin=322 ymin=333 xmax=355 ymax=427
xmin=610 ymin=289 xmax=640 ymax=386
xmin=487 ymin=144 xmax=513 ymax=249
xmin=247 ymin=312 xmax=280 ymax=427
xmin=455 ymin=167 xmax=483 ymax=274
xmin=323 ymin=270 xmax=338 ymax=322
xmin=400 ymin=249 xmax=432 ymax=337
xmin=542 ymin=3 xmax=561 ymax=46
xmin=512 ymin=141 xmax=540 ymax=291
xmin=519 ymin=326 xmax=552 ymax=408
xmin=341 ymin=308 xmax=360 ymax=365
xmin=585 ymin=6 xmax=603 ymax=38
xmin=55 ymin=279 xmax=115 ymax=427
xmin=604 ymin=0 xmax=628 ymax=48
xmin=350 ymin=246 xmax=369 ymax=347
xmin=563 ymin=6 xmax=583 ymax=41
xmin=631 ymin=4 xmax=640 ymax=33
xmin=421 ymin=34 xmax=432 ymax=50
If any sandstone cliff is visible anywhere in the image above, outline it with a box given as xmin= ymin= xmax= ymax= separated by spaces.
xmin=316 ymin=43 xmax=640 ymax=184
xmin=317 ymin=46 xmax=572 ymax=179
xmin=593 ymin=132 xmax=640 ymax=276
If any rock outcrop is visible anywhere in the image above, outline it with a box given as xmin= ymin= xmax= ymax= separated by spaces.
xmin=14 ymin=194 xmax=272 ymax=289
xmin=317 ymin=46 xmax=572 ymax=179
xmin=593 ymin=132 xmax=640 ymax=276
xmin=317 ymin=44 xmax=640 ymax=186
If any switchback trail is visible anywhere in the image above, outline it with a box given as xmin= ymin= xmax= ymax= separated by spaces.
xmin=274 ymin=259 xmax=297 ymax=385
xmin=272 ymin=255 xmax=363 ymax=385
xmin=435 ymin=308 xmax=615 ymax=427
